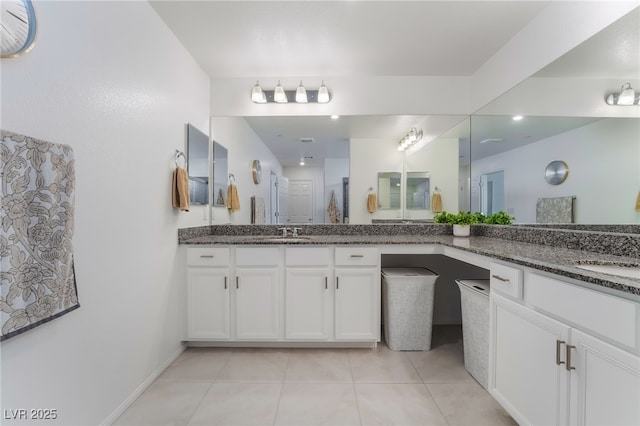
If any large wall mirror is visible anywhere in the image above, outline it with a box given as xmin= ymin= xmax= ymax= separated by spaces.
xmin=469 ymin=115 xmax=638 ymax=224
xmin=377 ymin=172 xmax=401 ymax=210
xmin=406 ymin=172 xmax=430 ymax=210
xmin=186 ymin=123 xmax=209 ymax=205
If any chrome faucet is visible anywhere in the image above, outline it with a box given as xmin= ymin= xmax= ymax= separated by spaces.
xmin=278 ymin=227 xmax=291 ymax=237
xmin=292 ymin=227 xmax=302 ymax=237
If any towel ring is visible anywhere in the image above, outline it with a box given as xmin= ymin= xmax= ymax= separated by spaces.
xmin=228 ymin=173 xmax=235 ymax=184
xmin=175 ymin=150 xmax=186 ymax=168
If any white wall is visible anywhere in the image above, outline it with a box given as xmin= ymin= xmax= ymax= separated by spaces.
xmin=350 ymin=138 xmax=405 ymax=223
xmin=471 ymin=118 xmax=640 ymax=224
xmin=0 ymin=2 xmax=210 ymax=425
xmin=210 ymin=117 xmax=283 ymax=224
xmin=405 ymin=138 xmax=460 ymax=219
xmin=283 ymin=166 xmax=325 ymax=224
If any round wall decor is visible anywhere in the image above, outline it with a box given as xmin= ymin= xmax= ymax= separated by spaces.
xmin=544 ymin=160 xmax=569 ymax=185
xmin=252 ymin=160 xmax=262 ymax=184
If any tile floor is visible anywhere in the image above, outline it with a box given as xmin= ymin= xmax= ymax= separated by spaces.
xmin=114 ymin=326 xmax=517 ymax=426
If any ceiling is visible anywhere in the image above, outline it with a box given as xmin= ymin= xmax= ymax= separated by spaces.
xmin=150 ymin=2 xmax=639 ymax=167
xmin=150 ymin=1 xmax=548 ymax=78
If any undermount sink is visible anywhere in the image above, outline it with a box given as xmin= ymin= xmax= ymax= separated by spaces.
xmin=574 ymin=262 xmax=640 ymax=279
xmin=258 ymin=236 xmax=312 ymax=243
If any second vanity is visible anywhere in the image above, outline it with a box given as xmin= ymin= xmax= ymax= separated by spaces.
xmin=180 ymin=224 xmax=640 ymax=426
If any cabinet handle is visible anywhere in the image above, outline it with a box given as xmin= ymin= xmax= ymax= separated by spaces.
xmin=224 ymin=276 xmax=227 ymax=290
xmin=566 ymin=345 xmax=576 ymax=371
xmin=200 ymin=255 xmax=214 ymax=258
xmin=350 ymin=254 xmax=364 ymax=258
xmin=325 ymin=277 xmax=328 ymax=290
xmin=336 ymin=277 xmax=339 ymax=289
xmin=555 ymin=340 xmax=566 ymax=365
xmin=236 ymin=277 xmax=239 ymax=289
xmin=491 ymin=274 xmax=510 ymax=282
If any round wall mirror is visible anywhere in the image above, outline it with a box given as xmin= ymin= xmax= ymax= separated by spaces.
xmin=544 ymin=160 xmax=569 ymax=185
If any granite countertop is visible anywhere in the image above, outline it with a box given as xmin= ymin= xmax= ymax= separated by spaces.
xmin=181 ymin=231 xmax=640 ymax=297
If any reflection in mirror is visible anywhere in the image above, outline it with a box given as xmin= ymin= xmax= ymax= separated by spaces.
xmin=470 ymin=116 xmax=639 ymax=224
xmin=186 ymin=123 xmax=209 ymax=205
xmin=378 ymin=172 xmax=401 ymax=210
xmin=406 ymin=172 xmax=430 ymax=210
xmin=212 ymin=140 xmax=228 ymax=207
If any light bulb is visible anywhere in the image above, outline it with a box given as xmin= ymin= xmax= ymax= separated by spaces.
xmin=251 ymin=81 xmax=266 ymax=103
xmin=295 ymin=81 xmax=308 ymax=103
xmin=317 ymin=81 xmax=330 ymax=103
xmin=274 ymin=81 xmax=288 ymax=103
xmin=618 ymin=83 xmax=636 ymax=105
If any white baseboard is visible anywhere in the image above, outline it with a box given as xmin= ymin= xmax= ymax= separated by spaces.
xmin=100 ymin=344 xmax=186 ymax=425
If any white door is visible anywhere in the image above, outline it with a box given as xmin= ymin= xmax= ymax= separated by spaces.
xmin=270 ymin=173 xmax=289 ymax=224
xmin=186 ymin=268 xmax=230 ymax=339
xmin=480 ymin=170 xmax=504 ymax=215
xmin=569 ymin=329 xmax=640 ymax=426
xmin=285 ymin=268 xmax=332 ymax=340
xmin=334 ymin=268 xmax=379 ymax=340
xmin=489 ymin=294 xmax=570 ymax=426
xmin=288 ymin=179 xmax=313 ymax=223
xmin=235 ymin=268 xmax=281 ymax=340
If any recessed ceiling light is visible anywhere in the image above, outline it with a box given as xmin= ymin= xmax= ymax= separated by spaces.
xmin=331 ymin=115 xmax=340 ymax=119
xmin=512 ymin=115 xmax=524 ymax=121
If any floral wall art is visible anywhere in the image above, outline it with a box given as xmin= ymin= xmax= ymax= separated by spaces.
xmin=1 ymin=130 xmax=79 ymax=341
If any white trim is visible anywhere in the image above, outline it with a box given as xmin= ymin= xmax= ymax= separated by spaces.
xmin=100 ymin=344 xmax=186 ymax=425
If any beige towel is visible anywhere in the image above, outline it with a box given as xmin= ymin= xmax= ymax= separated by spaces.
xmin=636 ymin=191 xmax=640 ymax=212
xmin=226 ymin=183 xmax=240 ymax=212
xmin=172 ymin=167 xmax=190 ymax=211
xmin=367 ymin=193 xmax=378 ymax=213
xmin=431 ymin=192 xmax=443 ymax=213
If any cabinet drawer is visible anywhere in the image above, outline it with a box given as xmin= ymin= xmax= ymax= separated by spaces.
xmin=490 ymin=262 xmax=523 ymax=299
xmin=236 ymin=247 xmax=280 ymax=266
xmin=286 ymin=247 xmax=331 ymax=266
xmin=526 ymin=273 xmax=637 ymax=349
xmin=335 ymin=247 xmax=379 ymax=266
xmin=186 ymin=247 xmax=230 ymax=267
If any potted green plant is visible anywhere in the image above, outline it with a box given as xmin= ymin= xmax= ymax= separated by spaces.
xmin=484 ymin=211 xmax=515 ymax=225
xmin=434 ymin=211 xmax=482 ymax=236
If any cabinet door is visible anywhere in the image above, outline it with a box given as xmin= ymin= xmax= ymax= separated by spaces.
xmin=334 ymin=268 xmax=379 ymax=341
xmin=186 ymin=268 xmax=230 ymax=339
xmin=489 ymin=294 xmax=570 ymax=426
xmin=235 ymin=268 xmax=281 ymax=340
xmin=285 ymin=268 xmax=332 ymax=340
xmin=569 ymin=329 xmax=640 ymax=426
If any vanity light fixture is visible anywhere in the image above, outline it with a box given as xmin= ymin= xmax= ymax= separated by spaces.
xmin=606 ymin=83 xmax=639 ymax=106
xmin=512 ymin=115 xmax=524 ymax=121
xmin=397 ymin=127 xmax=424 ymax=151
xmin=250 ymin=80 xmax=331 ymax=104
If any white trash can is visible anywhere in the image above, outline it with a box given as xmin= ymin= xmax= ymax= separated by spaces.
xmin=381 ymin=268 xmax=439 ymax=351
xmin=456 ymin=279 xmax=490 ymax=389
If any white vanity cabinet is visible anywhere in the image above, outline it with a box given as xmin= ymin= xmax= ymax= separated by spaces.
xmin=284 ymin=247 xmax=332 ymax=340
xmin=234 ymin=247 xmax=281 ymax=340
xmin=489 ymin=262 xmax=640 ymax=426
xmin=334 ymin=247 xmax=380 ymax=341
xmin=185 ymin=244 xmax=380 ymax=345
xmin=185 ymin=247 xmax=231 ymax=339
